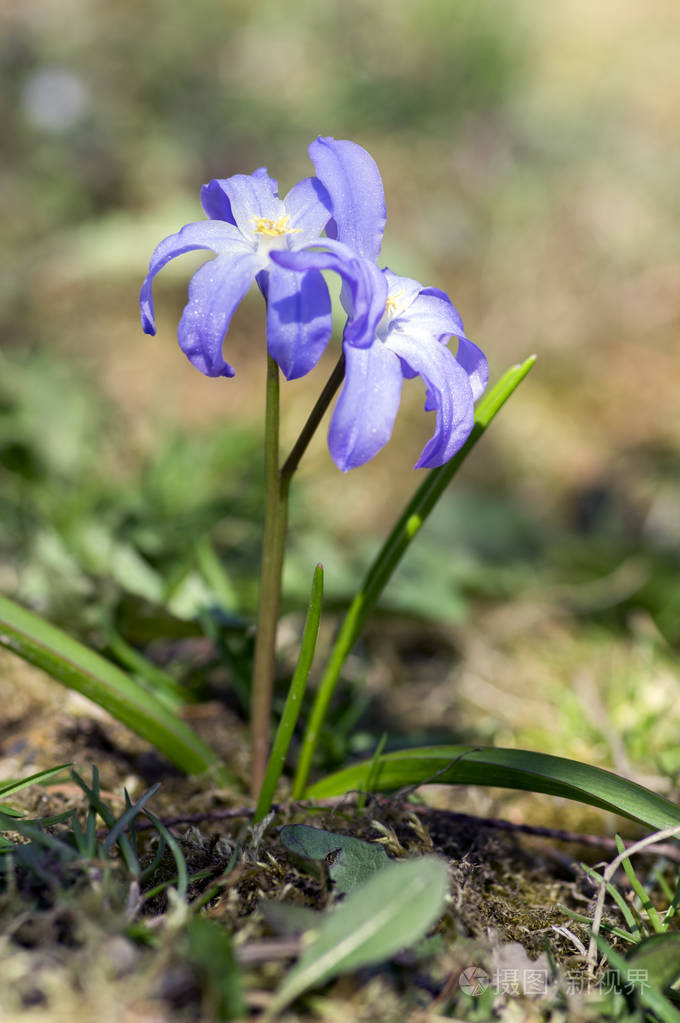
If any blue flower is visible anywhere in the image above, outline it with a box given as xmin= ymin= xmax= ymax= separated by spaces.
xmin=140 ymin=164 xmax=335 ymax=380
xmin=272 ymin=137 xmax=488 ymax=470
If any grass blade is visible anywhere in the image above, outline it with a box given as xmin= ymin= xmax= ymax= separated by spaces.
xmin=102 ymin=783 xmax=161 ymax=856
xmin=580 ymin=862 xmax=641 ymax=938
xmin=0 ymin=764 xmax=72 ymax=818
xmin=105 ymin=626 xmax=195 ymax=710
xmin=143 ymin=809 xmax=188 ymax=900
xmin=615 ymin=834 xmax=665 ymax=933
xmin=307 ymin=745 xmax=680 ymax=832
xmin=0 ymin=593 xmax=233 ymax=783
xmin=0 ymin=764 xmax=72 ymax=801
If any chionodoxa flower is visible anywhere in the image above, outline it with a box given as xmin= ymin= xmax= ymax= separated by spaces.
xmin=271 ymin=137 xmax=488 ymax=470
xmin=140 ymin=137 xmax=488 ymax=470
xmin=140 ymin=164 xmax=334 ymax=380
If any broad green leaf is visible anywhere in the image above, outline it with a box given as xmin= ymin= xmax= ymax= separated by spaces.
xmin=307 ymin=745 xmax=680 ymax=833
xmin=626 ymin=934 xmax=680 ymax=997
xmin=595 ymin=936 xmax=680 ymax=1023
xmin=279 ymin=824 xmax=388 ymax=895
xmin=293 ymin=355 xmax=537 ymax=798
xmin=266 ymin=856 xmax=448 ymax=1017
xmin=0 ymin=593 xmax=233 ymax=784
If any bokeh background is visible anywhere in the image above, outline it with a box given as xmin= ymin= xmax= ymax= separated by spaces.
xmin=2 ymin=0 xmax=680 ymax=808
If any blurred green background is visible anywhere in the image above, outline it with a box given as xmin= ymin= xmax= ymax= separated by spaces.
xmin=2 ymin=0 xmax=680 ymax=793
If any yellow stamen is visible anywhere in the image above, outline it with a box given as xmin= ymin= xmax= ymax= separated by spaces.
xmin=252 ymin=214 xmax=301 ymax=237
xmin=384 ymin=289 xmax=404 ymax=316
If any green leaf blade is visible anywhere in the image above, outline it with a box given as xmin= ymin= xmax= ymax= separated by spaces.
xmin=0 ymin=763 xmax=72 ymax=801
xmin=279 ymin=824 xmax=388 ymax=895
xmin=267 ymin=856 xmax=448 ymax=1016
xmin=308 ymin=745 xmax=680 ymax=832
xmin=626 ymin=933 xmax=680 ymax=993
xmin=0 ymin=593 xmax=233 ymax=784
xmin=293 ymin=355 xmax=537 ymax=798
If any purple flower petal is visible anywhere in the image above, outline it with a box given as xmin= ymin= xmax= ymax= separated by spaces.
xmin=455 ymin=336 xmax=489 ymax=402
xmin=284 ymin=176 xmax=332 ymax=238
xmin=400 ymin=286 xmax=467 ymax=342
xmin=386 ymin=331 xmax=475 ymax=468
xmin=177 ymin=251 xmax=258 ymax=377
xmin=309 ymin=137 xmax=386 ymax=262
xmin=210 ymin=168 xmax=281 ymax=239
xmin=271 ymin=240 xmax=388 ymax=349
xmin=266 ymin=267 xmax=332 ymax=380
xmin=200 ymin=182 xmax=236 ymax=224
xmin=140 ymin=220 xmax=248 ymax=335
xmin=329 ymin=342 xmax=403 ymax=471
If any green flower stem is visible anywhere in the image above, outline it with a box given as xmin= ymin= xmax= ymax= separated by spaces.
xmin=251 ymin=355 xmax=289 ymax=797
xmin=280 ymin=354 xmax=345 ymax=479
xmin=253 ymin=564 xmax=324 ymax=823
xmin=251 ymin=353 xmax=346 ymax=799
xmin=292 ymin=354 xmax=537 ymax=798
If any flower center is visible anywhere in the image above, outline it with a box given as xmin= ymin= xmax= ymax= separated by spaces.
xmin=376 ymin=290 xmax=405 ymax=342
xmin=384 ymin=290 xmax=403 ymax=318
xmin=251 ymin=214 xmax=301 ymax=238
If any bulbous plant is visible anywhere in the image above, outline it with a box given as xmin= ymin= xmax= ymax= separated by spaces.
xmin=141 ymin=136 xmax=491 ymax=798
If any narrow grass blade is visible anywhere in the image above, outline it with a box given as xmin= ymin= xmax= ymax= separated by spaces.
xmin=293 ymin=356 xmax=536 ymax=797
xmin=580 ymin=862 xmax=641 ymax=938
xmin=615 ymin=834 xmax=665 ymax=933
xmin=0 ymin=593 xmax=233 ymax=783
xmin=557 ymin=904 xmax=636 ymax=943
xmin=0 ymin=764 xmax=72 ymax=801
xmin=253 ymin=564 xmax=323 ymax=823
xmin=102 ymin=783 xmax=161 ymax=856
xmin=0 ymin=764 xmax=72 ymax=817
xmin=71 ymin=809 xmax=97 ymax=859
xmin=105 ymin=626 xmax=195 ymax=710
xmin=307 ymin=745 xmax=680 ymax=833
xmin=143 ymin=809 xmax=188 ymax=900
xmin=663 ymin=872 xmax=680 ymax=927
xmin=265 ymin=856 xmax=448 ymax=1018
xmin=0 ymin=815 xmax=77 ymax=859
xmin=70 ymin=766 xmax=115 ymax=828
xmin=357 ymin=732 xmax=387 ymax=811
xmin=70 ymin=767 xmax=140 ymax=874
xmin=140 ymin=833 xmax=167 ymax=884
